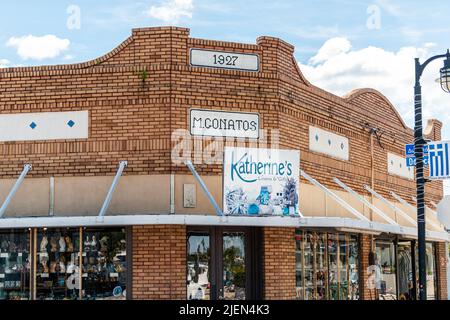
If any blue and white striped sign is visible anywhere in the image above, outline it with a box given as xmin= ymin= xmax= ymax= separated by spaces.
xmin=428 ymin=141 xmax=450 ymax=179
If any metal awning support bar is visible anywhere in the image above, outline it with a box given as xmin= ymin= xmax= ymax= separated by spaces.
xmin=185 ymin=160 xmax=223 ymax=216
xmin=97 ymin=161 xmax=127 ymax=220
xmin=429 ymin=200 xmax=438 ymax=209
xmin=364 ymin=185 xmax=417 ymax=226
xmin=0 ymin=164 xmax=32 ymax=218
xmin=411 ymin=196 xmax=438 ymax=217
xmin=333 ymin=177 xmax=398 ymax=225
xmin=301 ymin=170 xmax=369 ymax=222
xmin=391 ymin=191 xmax=442 ymax=230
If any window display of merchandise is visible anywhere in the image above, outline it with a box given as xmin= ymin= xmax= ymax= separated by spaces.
xmin=82 ymin=228 xmax=127 ymax=300
xmin=3 ymin=226 xmax=130 ymax=300
xmin=415 ymin=242 xmax=437 ymax=300
xmin=397 ymin=241 xmax=415 ymax=300
xmin=375 ymin=240 xmax=397 ymax=300
xmin=35 ymin=228 xmax=81 ymax=300
xmin=295 ymin=230 xmax=359 ymax=300
xmin=0 ymin=230 xmax=31 ymax=300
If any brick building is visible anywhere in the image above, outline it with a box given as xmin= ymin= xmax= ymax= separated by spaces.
xmin=0 ymin=26 xmax=448 ymax=300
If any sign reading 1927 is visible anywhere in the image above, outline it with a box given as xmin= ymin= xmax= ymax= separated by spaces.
xmin=190 ymin=49 xmax=259 ymax=71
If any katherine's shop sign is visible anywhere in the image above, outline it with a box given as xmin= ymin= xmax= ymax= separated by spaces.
xmin=190 ymin=109 xmax=259 ymax=139
xmin=223 ymin=147 xmax=300 ymax=216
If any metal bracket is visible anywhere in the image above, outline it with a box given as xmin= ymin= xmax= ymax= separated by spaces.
xmin=390 ymin=191 xmax=442 ymax=230
xmin=0 ymin=164 xmax=32 ymax=218
xmin=97 ymin=161 xmax=127 ymax=221
xmin=185 ymin=160 xmax=223 ymax=216
xmin=301 ymin=170 xmax=369 ymax=222
xmin=333 ymin=177 xmax=398 ymax=225
xmin=364 ymin=185 xmax=417 ymax=226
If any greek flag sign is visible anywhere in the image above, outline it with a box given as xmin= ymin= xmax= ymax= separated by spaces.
xmin=428 ymin=141 xmax=450 ymax=179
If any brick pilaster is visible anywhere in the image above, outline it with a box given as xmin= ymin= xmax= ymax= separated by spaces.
xmin=359 ymin=234 xmax=375 ymax=300
xmin=132 ymin=225 xmax=186 ymax=300
xmin=436 ymin=241 xmax=448 ymax=300
xmin=262 ymin=227 xmax=296 ymax=300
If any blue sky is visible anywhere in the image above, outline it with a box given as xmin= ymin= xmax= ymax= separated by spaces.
xmin=1 ymin=0 xmax=450 ymax=189
xmin=0 ymin=1 xmax=449 ymax=64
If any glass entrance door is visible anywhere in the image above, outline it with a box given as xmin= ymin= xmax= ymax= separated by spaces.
xmin=187 ymin=227 xmax=259 ymax=300
xmin=221 ymin=232 xmax=246 ymax=300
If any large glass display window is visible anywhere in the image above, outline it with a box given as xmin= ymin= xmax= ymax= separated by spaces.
xmin=397 ymin=241 xmax=414 ymax=300
xmin=0 ymin=229 xmax=31 ymax=300
xmin=35 ymin=228 xmax=80 ymax=300
xmin=375 ymin=240 xmax=397 ymax=300
xmin=82 ymin=228 xmax=127 ymax=300
xmin=425 ymin=242 xmax=437 ymax=300
xmin=295 ymin=230 xmax=359 ymax=300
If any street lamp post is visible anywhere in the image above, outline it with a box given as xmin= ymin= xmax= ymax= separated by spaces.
xmin=414 ymin=49 xmax=450 ymax=300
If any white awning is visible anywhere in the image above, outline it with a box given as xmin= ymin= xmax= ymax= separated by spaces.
xmin=0 ymin=214 xmax=448 ymax=242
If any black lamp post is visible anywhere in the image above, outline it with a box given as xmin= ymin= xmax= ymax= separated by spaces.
xmin=414 ymin=49 xmax=450 ymax=300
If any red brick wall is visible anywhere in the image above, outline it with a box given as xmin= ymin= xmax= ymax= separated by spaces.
xmin=436 ymin=242 xmax=448 ymax=300
xmin=359 ymin=234 xmax=374 ymax=300
xmin=262 ymin=227 xmax=296 ymax=299
xmin=132 ymin=225 xmax=186 ymax=300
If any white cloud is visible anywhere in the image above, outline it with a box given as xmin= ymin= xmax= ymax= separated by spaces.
xmin=300 ymin=38 xmax=450 ymax=139
xmin=146 ymin=0 xmax=194 ymax=23
xmin=0 ymin=58 xmax=9 ymax=68
xmin=6 ymin=35 xmax=70 ymax=61
xmin=309 ymin=37 xmax=351 ymax=65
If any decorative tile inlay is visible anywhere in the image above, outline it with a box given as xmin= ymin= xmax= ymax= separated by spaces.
xmin=0 ymin=111 xmax=88 ymax=142
xmin=309 ymin=126 xmax=349 ymax=161
xmin=387 ymin=153 xmax=413 ymax=180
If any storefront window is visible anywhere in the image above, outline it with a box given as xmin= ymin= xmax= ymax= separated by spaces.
xmin=187 ymin=233 xmax=211 ymax=300
xmin=222 ymin=232 xmax=246 ymax=300
xmin=0 ymin=229 xmax=31 ymax=300
xmin=375 ymin=240 xmax=397 ymax=300
xmin=397 ymin=241 xmax=414 ymax=300
xmin=348 ymin=235 xmax=359 ymax=300
xmin=82 ymin=228 xmax=127 ymax=300
xmin=295 ymin=230 xmax=359 ymax=300
xmin=413 ymin=242 xmax=437 ymax=300
xmin=36 ymin=228 xmax=80 ymax=300
xmin=425 ymin=242 xmax=437 ymax=300
xmin=328 ymin=234 xmax=338 ymax=300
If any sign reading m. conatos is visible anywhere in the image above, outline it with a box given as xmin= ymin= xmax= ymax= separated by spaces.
xmin=223 ymin=147 xmax=300 ymax=216
xmin=190 ymin=49 xmax=259 ymax=71
xmin=190 ymin=109 xmax=259 ymax=139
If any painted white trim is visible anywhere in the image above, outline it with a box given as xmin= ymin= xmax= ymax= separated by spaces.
xmin=0 ymin=214 xmax=447 ymax=241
